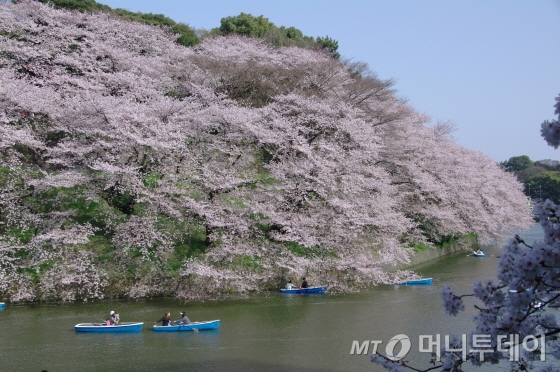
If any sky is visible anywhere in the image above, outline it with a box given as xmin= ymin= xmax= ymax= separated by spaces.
xmin=96 ymin=0 xmax=560 ymax=163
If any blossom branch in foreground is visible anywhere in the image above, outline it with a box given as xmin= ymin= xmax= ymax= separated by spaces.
xmin=373 ymin=94 xmax=560 ymax=371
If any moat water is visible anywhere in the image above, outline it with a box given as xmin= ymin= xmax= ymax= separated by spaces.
xmin=0 ymin=224 xmax=550 ymax=371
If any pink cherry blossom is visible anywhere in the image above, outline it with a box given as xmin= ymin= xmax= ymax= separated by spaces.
xmin=0 ymin=1 xmax=533 ymax=303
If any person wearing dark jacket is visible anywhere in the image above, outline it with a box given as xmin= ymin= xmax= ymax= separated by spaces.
xmin=301 ymin=277 xmax=309 ymax=288
xmin=156 ymin=312 xmax=172 ymax=326
xmin=176 ymin=311 xmax=191 ymax=325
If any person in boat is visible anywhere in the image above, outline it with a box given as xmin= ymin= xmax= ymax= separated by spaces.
xmin=109 ymin=310 xmax=119 ymax=325
xmin=109 ymin=310 xmax=117 ymax=325
xmin=474 ymin=249 xmax=483 ymax=255
xmin=156 ymin=311 xmax=172 ymax=326
xmin=286 ymin=280 xmax=294 ymax=290
xmin=301 ymin=277 xmax=309 ymax=289
xmin=176 ymin=311 xmax=191 ymax=325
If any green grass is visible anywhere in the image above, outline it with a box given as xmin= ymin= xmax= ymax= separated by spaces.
xmin=412 ymin=243 xmax=431 ymax=253
xmin=231 ymin=254 xmax=263 ymax=270
xmin=284 ymin=241 xmax=338 ymax=258
xmin=411 ymin=233 xmax=477 ymax=252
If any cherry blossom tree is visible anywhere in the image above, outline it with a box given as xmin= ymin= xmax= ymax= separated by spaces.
xmin=373 ymin=96 xmax=560 ymax=371
xmin=0 ymin=0 xmax=533 ymax=302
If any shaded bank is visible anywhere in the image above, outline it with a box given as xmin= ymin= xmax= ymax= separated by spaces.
xmin=397 ymin=235 xmax=479 ymax=270
xmin=105 ymin=235 xmax=481 ymax=301
xmin=0 ymin=235 xmax=480 ymax=303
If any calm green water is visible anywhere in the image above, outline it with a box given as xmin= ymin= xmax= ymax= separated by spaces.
xmin=0 ymin=224 xmax=548 ymax=372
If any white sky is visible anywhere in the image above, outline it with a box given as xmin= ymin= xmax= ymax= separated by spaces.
xmin=97 ymin=0 xmax=560 ymax=163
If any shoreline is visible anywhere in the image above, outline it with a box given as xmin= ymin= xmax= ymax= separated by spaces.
xmin=400 ymin=235 xmax=479 ymax=269
xmin=0 ymin=235 xmax=479 ymax=306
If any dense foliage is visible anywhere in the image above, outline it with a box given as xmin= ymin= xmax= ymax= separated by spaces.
xmin=36 ymin=0 xmax=110 ymax=12
xmin=501 ymin=155 xmax=560 ymax=203
xmin=0 ymin=1 xmax=532 ymax=302
xmin=500 ymin=155 xmax=534 ymax=172
xmin=526 ymin=171 xmax=560 ymax=205
xmin=32 ymin=0 xmax=340 ymax=54
xmin=35 ymin=0 xmax=200 ymax=47
xmin=215 ymin=12 xmax=340 ymax=58
xmin=218 ymin=13 xmax=274 ymax=38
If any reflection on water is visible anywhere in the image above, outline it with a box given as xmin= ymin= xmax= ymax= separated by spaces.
xmin=0 ymin=224 xmax=549 ymax=372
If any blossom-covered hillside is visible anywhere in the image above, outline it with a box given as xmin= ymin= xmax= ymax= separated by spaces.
xmin=0 ymin=1 xmax=533 ymax=302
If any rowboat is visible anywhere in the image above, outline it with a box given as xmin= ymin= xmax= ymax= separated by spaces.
xmin=280 ymin=286 xmax=327 ymax=294
xmin=153 ymin=319 xmax=220 ymax=332
xmin=74 ymin=322 xmax=143 ymax=332
xmin=468 ymin=252 xmax=485 ymax=257
xmin=396 ymin=278 xmax=433 ymax=285
xmin=0 ymin=302 xmax=5 ymax=308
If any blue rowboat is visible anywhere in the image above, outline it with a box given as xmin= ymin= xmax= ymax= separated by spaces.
xmin=74 ymin=322 xmax=143 ymax=332
xmin=0 ymin=302 xmax=5 ymax=308
xmin=153 ymin=319 xmax=220 ymax=332
xmin=397 ymin=278 xmax=433 ymax=285
xmin=280 ymin=286 xmax=327 ymax=294
xmin=468 ymin=252 xmax=485 ymax=257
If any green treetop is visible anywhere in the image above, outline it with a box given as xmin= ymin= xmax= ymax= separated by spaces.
xmin=500 ymin=155 xmax=534 ymax=172
xmin=218 ymin=13 xmax=275 ymax=38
